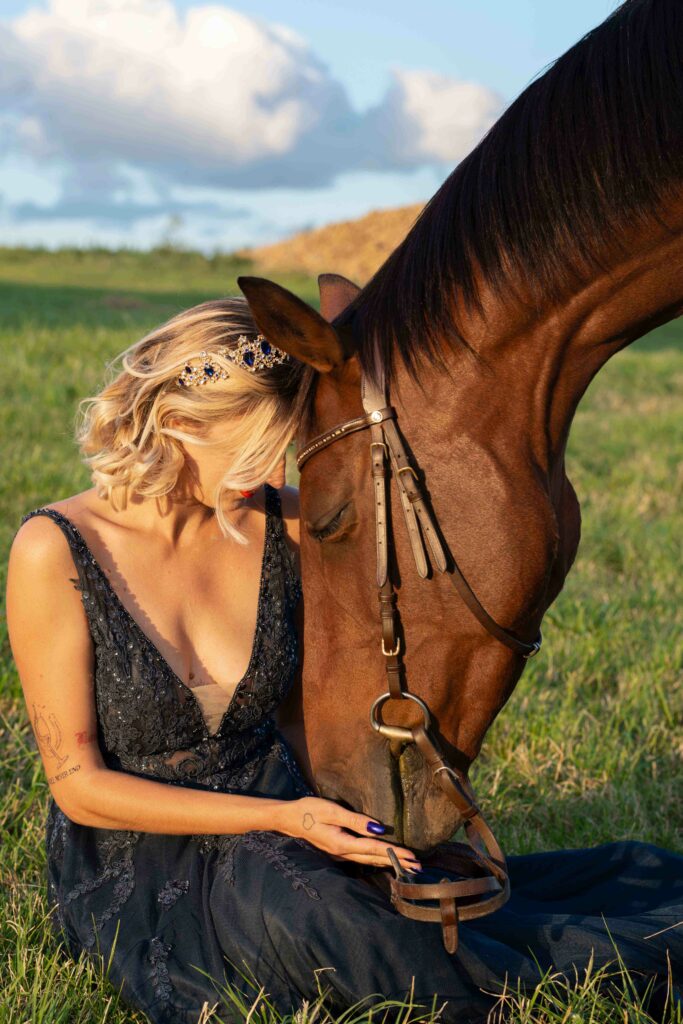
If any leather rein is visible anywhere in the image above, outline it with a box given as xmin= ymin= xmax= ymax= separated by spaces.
xmin=296 ymin=371 xmax=542 ymax=954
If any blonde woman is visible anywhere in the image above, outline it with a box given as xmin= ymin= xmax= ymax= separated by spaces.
xmin=6 ymin=297 xmax=424 ymax=1024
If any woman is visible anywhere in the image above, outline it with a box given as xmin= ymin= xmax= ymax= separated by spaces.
xmin=6 ymin=297 xmax=681 ymax=1024
xmin=6 ymin=298 xmax=425 ymax=1024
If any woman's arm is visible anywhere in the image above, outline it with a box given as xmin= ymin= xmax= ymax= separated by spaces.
xmin=7 ymin=516 xmax=419 ymax=870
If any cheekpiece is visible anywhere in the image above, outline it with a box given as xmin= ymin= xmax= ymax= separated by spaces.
xmin=177 ymin=334 xmax=289 ymax=387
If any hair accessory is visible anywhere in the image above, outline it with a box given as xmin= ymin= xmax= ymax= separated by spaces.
xmin=177 ymin=335 xmax=289 ymax=387
xmin=232 ymin=334 xmax=290 ymax=373
xmin=177 ymin=351 xmax=230 ymax=387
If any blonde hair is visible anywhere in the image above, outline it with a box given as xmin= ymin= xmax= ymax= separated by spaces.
xmin=77 ymin=297 xmax=311 ymax=542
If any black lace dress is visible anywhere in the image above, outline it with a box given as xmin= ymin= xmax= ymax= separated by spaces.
xmin=22 ymin=488 xmax=683 ymax=1024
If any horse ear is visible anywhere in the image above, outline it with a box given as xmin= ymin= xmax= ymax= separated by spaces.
xmin=318 ymin=273 xmax=361 ymax=323
xmin=237 ymin=276 xmax=348 ymax=373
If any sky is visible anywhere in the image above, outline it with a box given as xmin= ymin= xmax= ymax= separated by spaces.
xmin=0 ymin=0 xmax=619 ymax=253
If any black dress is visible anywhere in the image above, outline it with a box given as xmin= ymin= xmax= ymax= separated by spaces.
xmin=22 ymin=488 xmax=683 ymax=1024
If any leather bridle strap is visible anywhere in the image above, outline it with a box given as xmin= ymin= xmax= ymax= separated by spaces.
xmin=297 ymin=375 xmax=542 ymax=658
xmin=296 ymin=407 xmax=394 ymax=468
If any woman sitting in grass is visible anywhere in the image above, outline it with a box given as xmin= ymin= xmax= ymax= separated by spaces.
xmin=6 ymin=297 xmax=682 ymax=1024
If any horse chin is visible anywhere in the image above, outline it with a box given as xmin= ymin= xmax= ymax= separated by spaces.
xmin=312 ymin=745 xmax=465 ymax=853
xmin=396 ymin=745 xmax=466 ymax=852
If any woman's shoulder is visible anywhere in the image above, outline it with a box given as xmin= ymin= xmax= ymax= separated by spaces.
xmin=8 ymin=512 xmax=84 ymax=627
xmin=7 ymin=495 xmax=95 ymax=663
xmin=12 ymin=490 xmax=96 ymax=568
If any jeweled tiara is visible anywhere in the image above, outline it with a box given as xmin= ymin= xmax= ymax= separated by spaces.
xmin=177 ymin=334 xmax=290 ymax=387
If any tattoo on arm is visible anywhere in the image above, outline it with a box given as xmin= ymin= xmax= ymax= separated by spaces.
xmin=32 ymin=703 xmax=68 ymax=768
xmin=47 ymin=764 xmax=81 ymax=786
xmin=75 ymin=730 xmax=98 ymax=747
xmin=302 ymin=812 xmax=315 ymax=831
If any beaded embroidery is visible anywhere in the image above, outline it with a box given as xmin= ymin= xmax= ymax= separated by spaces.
xmin=157 ymin=879 xmax=190 ymax=910
xmin=148 ymin=935 xmax=174 ymax=1003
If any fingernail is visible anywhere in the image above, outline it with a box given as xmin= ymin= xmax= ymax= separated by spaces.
xmin=366 ymin=821 xmax=386 ymax=835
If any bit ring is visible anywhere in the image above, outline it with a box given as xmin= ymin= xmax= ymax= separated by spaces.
xmin=370 ymin=691 xmax=432 ymax=742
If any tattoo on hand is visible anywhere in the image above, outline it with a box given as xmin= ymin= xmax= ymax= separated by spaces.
xmin=302 ymin=812 xmax=315 ymax=831
xmin=47 ymin=764 xmax=81 ymax=786
xmin=32 ymin=703 xmax=68 ymax=768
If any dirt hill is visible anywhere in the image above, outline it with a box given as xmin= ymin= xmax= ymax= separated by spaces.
xmin=240 ymin=202 xmax=425 ymax=285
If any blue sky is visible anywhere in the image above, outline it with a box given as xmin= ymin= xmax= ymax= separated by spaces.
xmin=0 ymin=0 xmax=617 ymax=253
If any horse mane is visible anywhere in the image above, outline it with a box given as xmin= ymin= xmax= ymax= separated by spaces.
xmin=338 ymin=0 xmax=683 ymax=381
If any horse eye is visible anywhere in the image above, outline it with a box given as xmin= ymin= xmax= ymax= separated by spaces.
xmin=309 ymin=502 xmax=352 ymax=542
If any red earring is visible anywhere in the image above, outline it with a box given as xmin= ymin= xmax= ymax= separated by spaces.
xmin=240 ymin=489 xmax=255 ymax=498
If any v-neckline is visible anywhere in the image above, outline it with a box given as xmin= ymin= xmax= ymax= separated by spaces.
xmin=41 ymin=491 xmax=274 ymax=740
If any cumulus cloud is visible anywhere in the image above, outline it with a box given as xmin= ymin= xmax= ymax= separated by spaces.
xmin=0 ymin=0 xmax=502 ymax=222
xmin=374 ymin=70 xmax=502 ymax=166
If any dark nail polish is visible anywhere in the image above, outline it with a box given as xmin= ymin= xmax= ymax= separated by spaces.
xmin=367 ymin=821 xmax=386 ymax=835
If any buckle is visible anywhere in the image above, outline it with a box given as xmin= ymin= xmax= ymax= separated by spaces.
xmin=522 ymin=631 xmax=543 ymax=659
xmin=381 ymin=636 xmax=401 ymax=657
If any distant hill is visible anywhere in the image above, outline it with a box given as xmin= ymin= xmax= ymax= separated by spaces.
xmin=239 ymin=202 xmax=425 ymax=285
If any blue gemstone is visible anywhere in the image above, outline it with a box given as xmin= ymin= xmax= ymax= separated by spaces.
xmin=204 ymin=364 xmax=214 ymax=376
xmin=184 ymin=365 xmax=192 ymax=373
xmin=260 ymin=340 xmax=271 ymax=355
xmin=243 ymin=350 xmax=255 ymax=367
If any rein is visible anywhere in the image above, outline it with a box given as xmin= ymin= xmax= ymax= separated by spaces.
xmin=297 ymin=372 xmax=542 ymax=953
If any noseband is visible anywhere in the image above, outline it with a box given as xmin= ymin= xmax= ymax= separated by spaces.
xmin=297 ymin=371 xmax=543 ymax=953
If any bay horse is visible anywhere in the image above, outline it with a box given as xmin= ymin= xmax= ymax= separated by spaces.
xmin=239 ymin=0 xmax=683 ymax=852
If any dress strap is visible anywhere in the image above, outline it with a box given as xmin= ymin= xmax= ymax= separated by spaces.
xmin=19 ymin=508 xmax=94 ymax=593
xmin=263 ymin=482 xmax=282 ymax=519
xmin=262 ymin=484 xmax=301 ymax=602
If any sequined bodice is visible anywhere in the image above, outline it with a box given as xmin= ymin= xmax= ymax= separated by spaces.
xmin=21 ymin=486 xmax=302 ymax=785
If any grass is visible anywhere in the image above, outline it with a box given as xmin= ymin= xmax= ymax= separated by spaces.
xmin=0 ymin=245 xmax=681 ymax=1023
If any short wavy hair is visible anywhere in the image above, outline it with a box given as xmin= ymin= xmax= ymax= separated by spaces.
xmin=77 ymin=297 xmax=312 ymax=541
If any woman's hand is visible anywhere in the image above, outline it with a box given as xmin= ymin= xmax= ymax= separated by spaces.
xmin=275 ymin=796 xmax=422 ymax=872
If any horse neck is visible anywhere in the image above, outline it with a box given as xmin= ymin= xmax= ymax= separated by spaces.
xmin=396 ymin=201 xmax=683 ymax=482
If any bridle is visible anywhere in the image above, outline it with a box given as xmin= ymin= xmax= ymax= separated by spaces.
xmin=297 ymin=369 xmax=543 ymax=954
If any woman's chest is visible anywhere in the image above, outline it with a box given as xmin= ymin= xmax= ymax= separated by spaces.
xmin=93 ymin=535 xmax=268 ymax=691
xmin=88 ymin=558 xmax=298 ymax=761
xmin=126 ymin=563 xmax=265 ymax=689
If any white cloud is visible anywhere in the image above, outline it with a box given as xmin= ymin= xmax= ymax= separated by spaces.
xmin=2 ymin=0 xmax=355 ymax=183
xmin=377 ymin=70 xmax=501 ymax=165
xmin=0 ymin=0 xmax=502 ymax=228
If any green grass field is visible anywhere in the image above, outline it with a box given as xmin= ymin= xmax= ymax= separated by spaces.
xmin=1 ymin=246 xmax=681 ymax=1023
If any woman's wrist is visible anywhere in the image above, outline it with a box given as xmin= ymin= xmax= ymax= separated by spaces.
xmin=266 ymin=797 xmax=299 ymax=837
xmin=235 ymin=794 xmax=297 ymax=836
